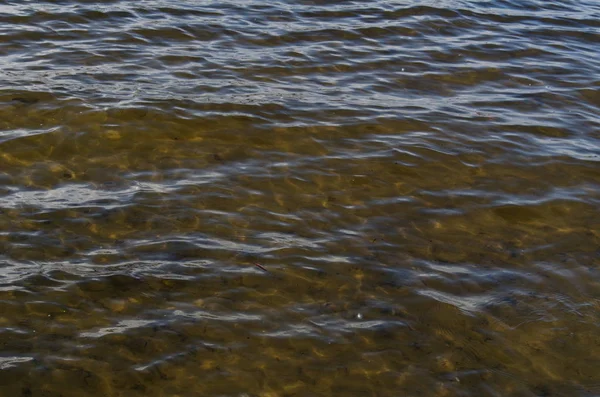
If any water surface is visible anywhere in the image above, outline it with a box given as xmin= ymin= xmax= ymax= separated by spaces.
xmin=1 ymin=0 xmax=599 ymax=396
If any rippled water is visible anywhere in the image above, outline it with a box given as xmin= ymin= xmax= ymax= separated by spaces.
xmin=1 ymin=0 xmax=600 ymax=396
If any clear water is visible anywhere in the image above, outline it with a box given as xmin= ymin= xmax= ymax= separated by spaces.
xmin=1 ymin=1 xmax=599 ymax=396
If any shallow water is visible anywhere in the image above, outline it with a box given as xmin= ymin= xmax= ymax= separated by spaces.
xmin=1 ymin=1 xmax=600 ymax=396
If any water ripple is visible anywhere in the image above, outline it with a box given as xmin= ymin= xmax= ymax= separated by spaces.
xmin=0 ymin=0 xmax=599 ymax=396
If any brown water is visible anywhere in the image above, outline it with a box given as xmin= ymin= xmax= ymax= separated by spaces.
xmin=1 ymin=1 xmax=600 ymax=396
